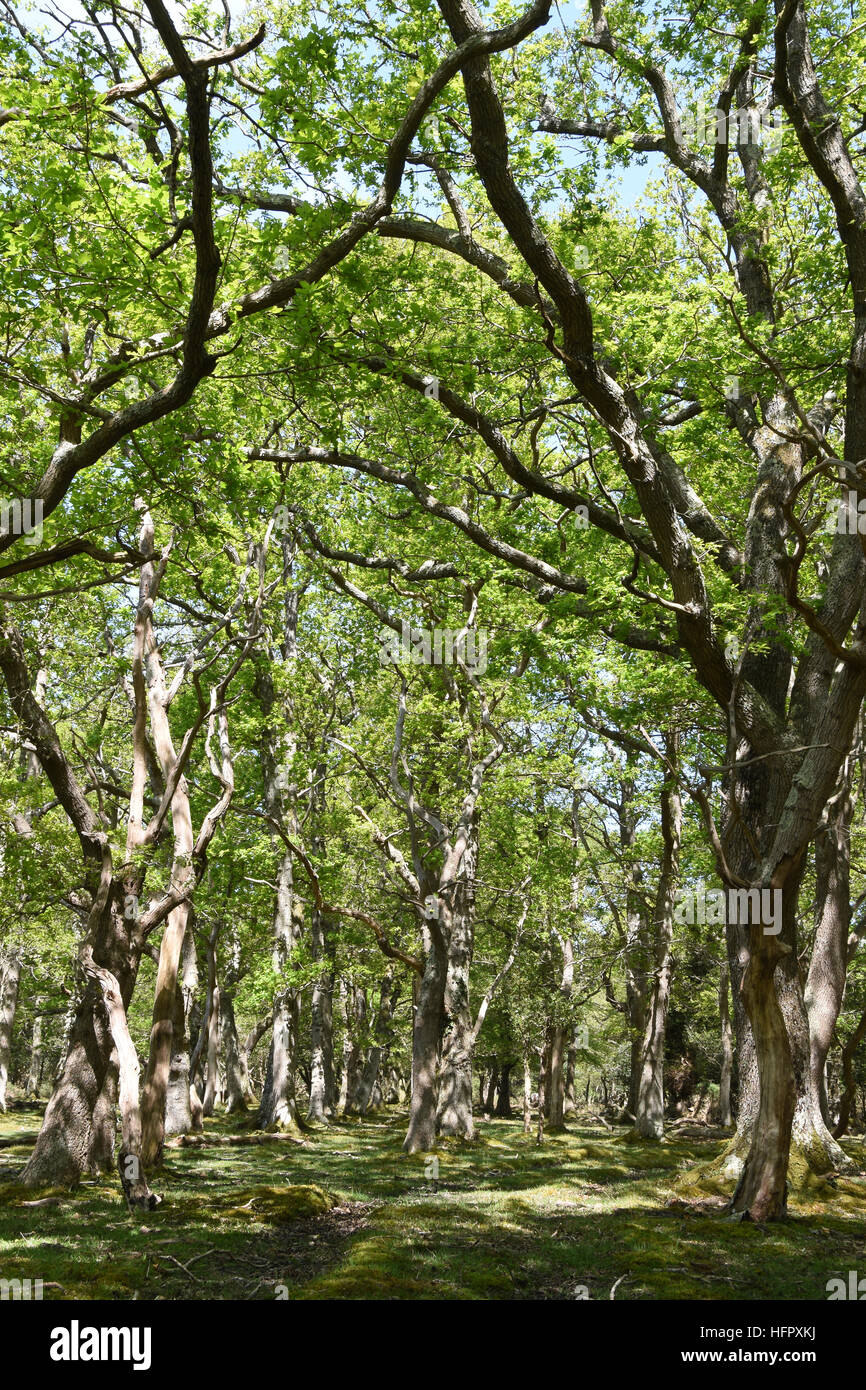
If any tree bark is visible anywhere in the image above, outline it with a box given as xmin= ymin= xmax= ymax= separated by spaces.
xmin=165 ymin=927 xmax=198 ymax=1136
xmin=258 ymin=850 xmax=303 ymax=1132
xmin=403 ymin=920 xmax=447 ymax=1154
xmin=220 ymin=989 xmax=249 ymax=1113
xmin=356 ymin=973 xmax=399 ymax=1116
xmin=0 ymin=950 xmax=22 ymax=1113
xmin=338 ymin=982 xmax=366 ymax=1116
xmin=719 ymin=960 xmax=734 ymax=1128
xmin=202 ymin=981 xmax=221 ymax=1117
xmin=26 ymin=998 xmax=44 ymax=1098
xmin=437 ymin=824 xmax=478 ymax=1139
xmin=308 ymin=903 xmax=336 ymax=1122
xmin=634 ymin=734 xmax=681 ymax=1140
xmin=834 ymin=1008 xmax=866 ymax=1138
xmin=495 ymin=1061 xmax=513 ymax=1117
xmin=806 ymin=767 xmax=854 ymax=1126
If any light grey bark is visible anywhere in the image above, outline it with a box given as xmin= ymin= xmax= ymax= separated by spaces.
xmin=338 ymin=981 xmax=366 ymax=1116
xmin=806 ymin=760 xmax=854 ymax=1127
xmin=634 ymin=733 xmax=681 ymax=1140
xmin=165 ymin=927 xmax=198 ymax=1136
xmin=220 ymin=989 xmax=250 ymax=1113
xmin=258 ymin=851 xmax=303 ymax=1131
xmin=256 ymin=562 xmax=304 ymax=1134
xmin=719 ymin=960 xmax=734 ymax=1128
xmin=404 ymin=914 xmax=447 ymax=1153
xmin=356 ymin=973 xmax=400 ymax=1115
xmin=202 ymin=980 xmax=221 ymax=1117
xmin=438 ymin=822 xmax=479 ymax=1139
xmin=0 ymin=950 xmax=22 ymax=1113
xmin=308 ymin=902 xmax=336 ymax=1122
xmin=27 ymin=999 xmax=44 ymax=1098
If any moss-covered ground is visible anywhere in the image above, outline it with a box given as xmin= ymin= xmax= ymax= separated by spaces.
xmin=1 ymin=1101 xmax=864 ymax=1300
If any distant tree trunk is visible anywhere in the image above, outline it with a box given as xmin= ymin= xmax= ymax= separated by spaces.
xmin=536 ymin=1039 xmax=549 ymax=1146
xmin=0 ymin=950 xmax=22 ymax=1113
xmin=546 ymin=1027 xmax=567 ymax=1130
xmin=220 ymin=990 xmax=249 ymax=1113
xmin=27 ymin=999 xmax=44 ymax=1098
xmin=256 ymin=567 xmax=304 ymax=1134
xmin=806 ymin=769 xmax=853 ymax=1127
xmin=356 ymin=973 xmax=399 ymax=1116
xmin=719 ymin=960 xmax=734 ymax=1128
xmin=564 ymin=1042 xmax=576 ymax=1117
xmin=522 ymin=1047 xmax=532 ymax=1133
xmin=338 ymin=982 xmax=365 ymax=1116
xmin=202 ymin=981 xmax=221 ymax=1117
xmin=308 ymin=902 xmax=336 ymax=1122
xmin=545 ymin=935 xmax=575 ymax=1132
xmin=165 ymin=927 xmax=198 ymax=1137
xmin=165 ymin=981 xmax=192 ymax=1136
xmin=484 ymin=1065 xmax=499 ymax=1114
xmin=620 ymin=784 xmax=649 ymax=1124
xmin=495 ymin=1062 xmax=513 ymax=1117
xmin=634 ymin=734 xmax=681 ymax=1140
xmin=259 ymin=849 xmax=303 ymax=1132
xmin=834 ymin=1007 xmax=866 ymax=1138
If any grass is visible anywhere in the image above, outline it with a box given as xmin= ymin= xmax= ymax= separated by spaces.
xmin=1 ymin=1100 xmax=865 ymax=1300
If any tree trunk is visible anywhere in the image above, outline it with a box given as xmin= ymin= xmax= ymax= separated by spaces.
xmin=438 ymin=832 xmax=478 ymax=1140
xmin=258 ymin=849 xmax=303 ymax=1132
xmin=403 ymin=925 xmax=447 ymax=1154
xmin=545 ymin=1027 xmax=567 ymax=1130
xmin=834 ymin=1007 xmax=866 ymax=1138
xmin=522 ymin=1047 xmax=532 ymax=1133
xmin=356 ymin=973 xmax=399 ymax=1116
xmin=730 ymin=927 xmax=796 ymax=1220
xmin=26 ymin=999 xmax=44 ymax=1098
xmin=536 ymin=1037 xmax=549 ymax=1145
xmin=165 ymin=928 xmax=198 ymax=1137
xmin=21 ymin=902 xmax=144 ymax=1189
xmin=308 ymin=903 xmax=336 ymax=1122
xmin=0 ymin=950 xmax=22 ymax=1113
xmin=634 ymin=736 xmax=681 ymax=1141
xmin=495 ymin=1061 xmax=513 ymax=1117
xmin=81 ymin=948 xmax=155 ymax=1209
xmin=220 ymin=990 xmax=249 ymax=1113
xmin=806 ymin=772 xmax=853 ymax=1126
xmin=621 ymin=785 xmax=649 ymax=1125
xmin=545 ymin=934 xmax=575 ymax=1131
xmin=338 ymin=982 xmax=365 ymax=1116
xmin=484 ymin=1064 xmax=499 ymax=1114
xmin=202 ymin=981 xmax=221 ymax=1117
xmin=564 ymin=1043 xmax=576 ymax=1117
xmin=719 ymin=960 xmax=734 ymax=1128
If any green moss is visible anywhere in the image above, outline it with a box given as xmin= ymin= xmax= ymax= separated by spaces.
xmin=2 ymin=1108 xmax=864 ymax=1300
xmin=208 ymin=1184 xmax=336 ymax=1222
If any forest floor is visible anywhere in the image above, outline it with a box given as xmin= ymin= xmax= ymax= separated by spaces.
xmin=1 ymin=1099 xmax=865 ymax=1300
